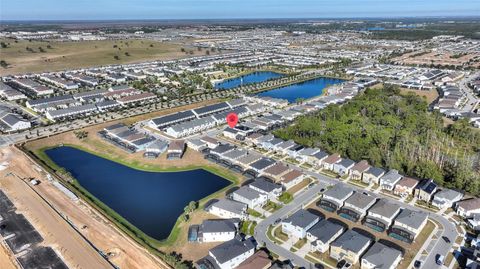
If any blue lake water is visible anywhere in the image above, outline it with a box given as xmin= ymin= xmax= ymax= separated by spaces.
xmin=45 ymin=146 xmax=230 ymax=241
xmin=215 ymin=71 xmax=283 ymax=90
xmin=257 ymin=77 xmax=345 ymax=103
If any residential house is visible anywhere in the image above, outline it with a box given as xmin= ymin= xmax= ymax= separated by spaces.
xmin=393 ymin=177 xmax=419 ymax=198
xmin=432 ymin=189 xmax=463 ymax=209
xmin=206 ymin=237 xmax=256 ymax=269
xmin=207 ymin=199 xmax=248 ymax=220
xmin=362 ymin=167 xmax=386 ymax=186
xmin=415 ymin=179 xmax=438 ymax=202
xmin=361 ymin=242 xmax=403 ymax=269
xmin=332 ymin=158 xmax=356 ymax=176
xmin=199 ymin=219 xmax=238 ymax=243
xmin=231 ymin=186 xmax=268 ymax=209
xmin=364 ymin=199 xmax=401 ymax=232
xmin=262 ymin=163 xmax=291 ymax=181
xmin=457 ymin=198 xmax=480 ymax=218
xmin=280 ymin=170 xmax=306 ymax=190
xmin=390 ymin=209 xmax=428 ymax=243
xmin=338 ymin=193 xmax=377 ymax=222
xmin=307 ymin=219 xmax=345 ymax=253
xmin=249 ymin=178 xmax=283 ymax=199
xmin=319 ymin=184 xmax=354 ymax=212
xmin=322 ymin=153 xmax=342 ymax=171
xmin=282 ymin=209 xmax=320 ymax=238
xmin=236 ymin=250 xmax=272 ymax=269
xmin=350 ymin=160 xmax=371 ymax=181
xmin=330 ymin=229 xmax=372 ymax=264
xmin=380 ymin=170 xmax=403 ymax=191
xmin=296 ymin=148 xmax=321 ymax=164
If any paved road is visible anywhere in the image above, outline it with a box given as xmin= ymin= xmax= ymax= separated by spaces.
xmin=459 ymin=71 xmax=480 ymax=113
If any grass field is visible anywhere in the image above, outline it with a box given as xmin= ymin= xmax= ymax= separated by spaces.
xmin=0 ymin=38 xmax=211 ymax=75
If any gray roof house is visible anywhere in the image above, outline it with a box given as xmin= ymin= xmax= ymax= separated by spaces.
xmin=306 ymin=219 xmax=346 ymax=253
xmin=198 ymin=219 xmax=239 ymax=243
xmin=338 ymin=192 xmax=377 ymax=222
xmin=362 ymin=167 xmax=386 ymax=185
xmin=330 ymin=229 xmax=372 ymax=264
xmin=310 ymin=150 xmax=329 ymax=166
xmin=361 ymin=242 xmax=403 ymax=269
xmin=320 ymin=184 xmax=354 ymax=212
xmin=207 ymin=199 xmax=248 ymax=220
xmin=391 ymin=209 xmax=428 ymax=243
xmin=432 ymin=189 xmax=464 ymax=209
xmin=332 ymin=158 xmax=356 ymax=176
xmin=249 ymin=178 xmax=283 ymax=199
xmin=231 ymin=186 xmax=268 ymax=209
xmin=364 ymin=199 xmax=402 ymax=232
xmin=207 ymin=237 xmax=256 ymax=269
xmin=282 ymin=209 xmax=320 ymax=238
xmin=379 ymin=170 xmax=403 ymax=191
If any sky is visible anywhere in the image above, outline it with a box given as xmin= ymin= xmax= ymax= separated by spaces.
xmin=1 ymin=0 xmax=480 ymax=21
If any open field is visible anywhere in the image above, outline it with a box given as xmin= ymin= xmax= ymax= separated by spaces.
xmin=0 ymin=38 xmax=214 ymax=75
xmin=399 ymin=87 xmax=439 ymax=104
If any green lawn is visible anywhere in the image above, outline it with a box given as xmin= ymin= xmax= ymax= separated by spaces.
xmin=247 ymin=208 xmax=263 ymax=218
xmin=278 ymin=192 xmax=293 ymax=204
xmin=263 ymin=201 xmax=282 ymax=212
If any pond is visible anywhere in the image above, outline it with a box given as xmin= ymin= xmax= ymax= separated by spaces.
xmin=215 ymin=71 xmax=283 ymax=90
xmin=45 ymin=146 xmax=231 ymax=241
xmin=257 ymin=77 xmax=345 ymax=103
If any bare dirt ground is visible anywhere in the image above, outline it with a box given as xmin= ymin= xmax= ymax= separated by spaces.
xmin=393 ymin=51 xmax=480 ymax=68
xmin=0 ymin=241 xmax=17 ymax=269
xmin=1 ymin=146 xmax=170 ymax=269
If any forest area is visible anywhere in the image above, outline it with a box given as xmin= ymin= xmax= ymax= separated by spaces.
xmin=275 ymin=86 xmax=480 ymax=194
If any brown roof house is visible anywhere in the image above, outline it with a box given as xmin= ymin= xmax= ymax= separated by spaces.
xmin=280 ymin=169 xmax=306 ymax=190
xmin=393 ymin=177 xmax=419 ymax=198
xmin=236 ymin=250 xmax=271 ymax=269
xmin=456 ymin=198 xmax=480 ymax=218
xmin=349 ymin=160 xmax=370 ymax=181
xmin=322 ymin=153 xmax=342 ymax=171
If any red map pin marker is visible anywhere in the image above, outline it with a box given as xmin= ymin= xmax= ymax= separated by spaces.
xmin=226 ymin=113 xmax=238 ymax=128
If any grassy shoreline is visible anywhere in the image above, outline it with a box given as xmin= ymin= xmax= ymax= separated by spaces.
xmin=21 ymin=143 xmax=238 ymax=252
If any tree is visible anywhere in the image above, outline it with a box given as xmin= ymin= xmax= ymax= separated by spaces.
xmin=0 ymin=42 xmax=7 ymax=48
xmin=113 ymin=55 xmax=120 ymax=60
xmin=0 ymin=60 xmax=8 ymax=68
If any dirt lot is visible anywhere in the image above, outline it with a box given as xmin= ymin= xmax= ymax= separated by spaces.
xmin=1 ymin=146 xmax=170 ymax=269
xmin=394 ymin=51 xmax=480 ymax=68
xmin=0 ymin=38 xmax=215 ymax=75
xmin=0 ymin=241 xmax=17 ymax=269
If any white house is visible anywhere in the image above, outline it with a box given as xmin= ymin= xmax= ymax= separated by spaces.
xmin=199 ymin=219 xmax=238 ymax=243
xmin=231 ymin=186 xmax=268 ymax=209
xmin=282 ymin=209 xmax=320 ymax=238
xmin=208 ymin=237 xmax=256 ymax=269
xmin=207 ymin=199 xmax=248 ymax=220
xmin=307 ymin=219 xmax=345 ymax=253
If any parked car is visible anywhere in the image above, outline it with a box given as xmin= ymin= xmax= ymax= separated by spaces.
xmin=436 ymin=254 xmax=444 ymax=265
xmin=442 ymin=236 xmax=451 ymax=243
xmin=414 ymin=260 xmax=422 ymax=268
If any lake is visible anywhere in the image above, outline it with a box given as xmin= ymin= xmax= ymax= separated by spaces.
xmin=215 ymin=71 xmax=283 ymax=90
xmin=257 ymin=77 xmax=345 ymax=103
xmin=45 ymin=146 xmax=231 ymax=241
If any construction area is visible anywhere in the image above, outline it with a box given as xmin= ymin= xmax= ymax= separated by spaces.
xmin=0 ymin=146 xmax=170 ymax=269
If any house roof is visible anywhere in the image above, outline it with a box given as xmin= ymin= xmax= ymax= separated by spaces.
xmin=434 ymin=189 xmax=463 ymax=201
xmin=351 ymin=160 xmax=370 ymax=173
xmin=368 ymin=199 xmax=401 ymax=219
xmin=418 ymin=179 xmax=438 ymax=194
xmin=396 ymin=177 xmax=419 ymax=189
xmin=344 ymin=193 xmax=377 ymax=210
xmin=457 ymin=198 xmax=480 ymax=211
xmin=311 ymin=150 xmax=329 ymax=160
xmin=210 ymin=199 xmax=247 ymax=215
xmin=307 ymin=219 xmax=344 ymax=243
xmin=233 ymin=186 xmax=265 ymax=201
xmin=236 ymin=250 xmax=271 ymax=269
xmin=361 ymin=242 xmax=402 ymax=269
xmin=323 ymin=184 xmax=354 ymax=201
xmin=250 ymin=158 xmax=276 ymax=171
xmin=365 ymin=167 xmax=386 ymax=178
xmin=331 ymin=229 xmax=372 ymax=253
xmin=394 ymin=209 xmax=428 ymax=230
xmin=283 ymin=209 xmax=320 ymax=229
xmin=249 ymin=178 xmax=282 ymax=193
xmin=323 ymin=153 xmax=341 ymax=164
xmin=380 ymin=170 xmax=402 ymax=184
xmin=209 ymin=237 xmax=255 ymax=264
xmin=264 ymin=163 xmax=290 ymax=176
xmin=336 ymin=158 xmax=356 ymax=168
xmin=201 ymin=219 xmax=237 ymax=234
xmin=281 ymin=169 xmax=304 ymax=184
